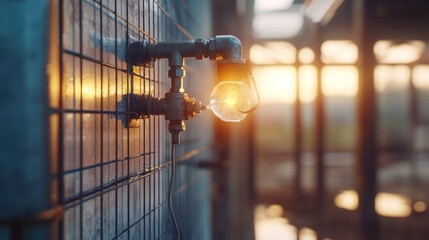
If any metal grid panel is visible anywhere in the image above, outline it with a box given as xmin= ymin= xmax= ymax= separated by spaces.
xmin=51 ymin=0 xmax=213 ymax=239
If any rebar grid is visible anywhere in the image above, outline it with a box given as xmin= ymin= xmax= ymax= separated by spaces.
xmin=53 ymin=0 xmax=213 ymax=239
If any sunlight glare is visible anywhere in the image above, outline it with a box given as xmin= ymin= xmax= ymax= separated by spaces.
xmin=254 ymin=0 xmax=294 ymax=12
xmin=334 ymin=190 xmax=413 ymax=217
xmin=322 ymin=66 xmax=358 ymax=96
xmin=299 ymin=47 xmax=315 ymax=64
xmin=322 ymin=40 xmax=358 ymax=64
xmin=374 ymin=40 xmax=425 ymax=64
xmin=253 ymin=12 xmax=304 ymax=39
xmin=376 ymin=193 xmax=412 ymax=217
xmin=334 ymin=190 xmax=358 ymax=210
xmin=266 ymin=204 xmax=284 ymax=218
xmin=299 ymin=228 xmax=317 ymax=240
xmin=255 ymin=204 xmax=296 ymax=240
xmin=412 ymin=65 xmax=429 ymax=89
xmin=374 ymin=65 xmax=409 ymax=92
xmin=255 ymin=218 xmax=297 ymax=240
xmin=65 ymin=77 xmax=152 ymax=99
xmin=253 ymin=66 xmax=296 ymax=104
xmin=250 ymin=42 xmax=296 ymax=64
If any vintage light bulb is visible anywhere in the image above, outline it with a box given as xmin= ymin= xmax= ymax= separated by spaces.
xmin=209 ymin=81 xmax=254 ymax=122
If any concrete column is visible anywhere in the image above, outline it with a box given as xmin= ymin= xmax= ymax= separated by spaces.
xmin=0 ymin=1 xmax=56 ymax=239
xmin=294 ymin=44 xmax=303 ymax=200
xmin=354 ymin=0 xmax=379 ymax=239
xmin=313 ymin=25 xmax=325 ymax=212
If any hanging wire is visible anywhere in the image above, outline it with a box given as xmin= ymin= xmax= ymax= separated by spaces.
xmin=168 ymin=142 xmax=181 ymax=240
xmin=240 ymin=61 xmax=260 ymax=113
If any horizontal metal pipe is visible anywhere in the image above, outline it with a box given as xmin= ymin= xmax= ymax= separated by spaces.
xmin=148 ymin=41 xmax=197 ymax=59
xmin=129 ymin=35 xmax=243 ymax=66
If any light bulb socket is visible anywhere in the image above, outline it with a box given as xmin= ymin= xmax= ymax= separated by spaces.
xmin=217 ymin=59 xmax=248 ymax=83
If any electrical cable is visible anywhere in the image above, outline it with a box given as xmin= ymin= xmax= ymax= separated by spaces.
xmin=168 ymin=142 xmax=180 ymax=240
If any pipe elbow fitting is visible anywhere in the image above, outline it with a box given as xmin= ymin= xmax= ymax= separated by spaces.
xmin=209 ymin=35 xmax=243 ymax=61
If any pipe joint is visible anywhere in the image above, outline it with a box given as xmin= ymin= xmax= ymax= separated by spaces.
xmin=208 ymin=35 xmax=243 ymax=61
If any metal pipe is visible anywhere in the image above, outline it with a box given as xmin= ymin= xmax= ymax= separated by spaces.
xmin=210 ymin=35 xmax=242 ymax=60
xmin=148 ymin=41 xmax=197 ymax=60
xmin=129 ymin=35 xmax=244 ymax=66
xmin=127 ymin=35 xmax=244 ymax=145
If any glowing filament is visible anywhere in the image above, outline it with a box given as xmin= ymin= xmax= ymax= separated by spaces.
xmin=209 ymin=81 xmax=254 ymax=122
xmin=224 ymin=96 xmax=237 ymax=107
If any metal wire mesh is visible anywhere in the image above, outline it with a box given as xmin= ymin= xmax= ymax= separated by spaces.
xmin=52 ymin=0 xmax=213 ymax=239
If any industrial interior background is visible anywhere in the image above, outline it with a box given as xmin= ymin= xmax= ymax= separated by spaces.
xmin=1 ymin=0 xmax=429 ymax=240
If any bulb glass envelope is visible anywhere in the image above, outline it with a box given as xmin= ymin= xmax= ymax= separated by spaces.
xmin=209 ymin=60 xmax=258 ymax=122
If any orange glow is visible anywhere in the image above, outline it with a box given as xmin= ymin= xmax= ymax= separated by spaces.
xmin=334 ymin=190 xmax=359 ymax=210
xmin=413 ymin=201 xmax=427 ymax=212
xmin=209 ymin=81 xmax=254 ymax=122
xmin=374 ymin=65 xmax=410 ymax=92
xmin=299 ymin=47 xmax=315 ymax=64
xmin=253 ymin=66 xmax=296 ymax=104
xmin=224 ymin=96 xmax=237 ymax=108
xmin=48 ymin=63 xmax=60 ymax=108
xmin=266 ymin=204 xmax=284 ymax=218
xmin=65 ymin=78 xmax=153 ymax=99
xmin=299 ymin=65 xmax=317 ymax=103
xmin=322 ymin=66 xmax=358 ymax=96
xmin=254 ymin=65 xmax=356 ymax=103
xmin=412 ymin=65 xmax=429 ymax=89
xmin=299 ymin=228 xmax=317 ymax=240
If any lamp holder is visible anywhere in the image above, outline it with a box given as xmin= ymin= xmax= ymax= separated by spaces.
xmin=127 ymin=35 xmax=244 ymax=144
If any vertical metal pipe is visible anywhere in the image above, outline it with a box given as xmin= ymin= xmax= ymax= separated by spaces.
xmin=167 ymin=54 xmax=185 ymax=144
xmin=354 ymin=0 xmax=379 ymax=239
xmin=168 ymin=52 xmax=185 ymax=93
